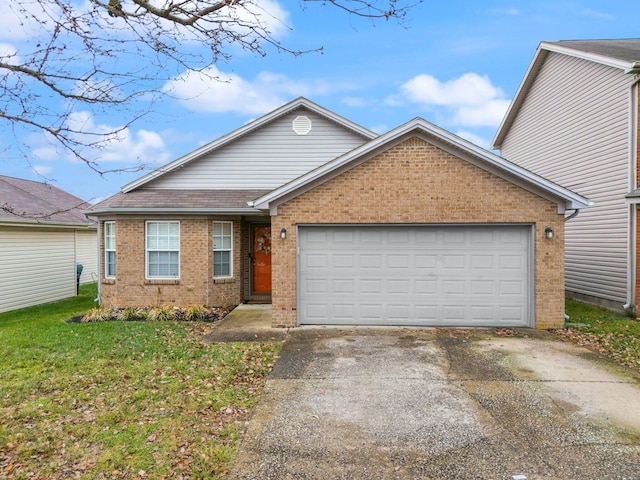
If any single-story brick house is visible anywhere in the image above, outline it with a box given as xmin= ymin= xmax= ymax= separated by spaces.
xmin=89 ymin=98 xmax=589 ymax=329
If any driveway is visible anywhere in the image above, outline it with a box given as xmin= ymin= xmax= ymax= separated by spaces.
xmin=229 ymin=328 xmax=640 ymax=480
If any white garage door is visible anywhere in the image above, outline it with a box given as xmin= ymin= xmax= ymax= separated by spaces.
xmin=298 ymin=225 xmax=532 ymax=327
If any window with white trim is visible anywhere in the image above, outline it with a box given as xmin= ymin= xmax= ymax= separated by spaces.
xmin=146 ymin=221 xmax=180 ymax=278
xmin=104 ymin=221 xmax=116 ymax=278
xmin=213 ymin=221 xmax=233 ymax=277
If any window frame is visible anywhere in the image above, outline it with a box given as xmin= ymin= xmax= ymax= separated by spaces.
xmin=213 ymin=221 xmax=233 ymax=278
xmin=104 ymin=221 xmax=116 ymax=279
xmin=145 ymin=221 xmax=180 ymax=280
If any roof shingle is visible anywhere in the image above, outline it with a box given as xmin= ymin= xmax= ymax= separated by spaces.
xmin=90 ymin=189 xmax=271 ymax=210
xmin=0 ymin=176 xmax=93 ymax=225
xmin=549 ymin=39 xmax=640 ymax=64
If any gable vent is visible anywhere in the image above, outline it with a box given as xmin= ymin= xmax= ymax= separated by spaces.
xmin=292 ymin=115 xmax=312 ymax=135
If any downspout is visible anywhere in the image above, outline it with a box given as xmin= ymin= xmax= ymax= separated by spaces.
xmin=96 ymin=220 xmax=101 ymax=304
xmin=563 ymin=209 xmax=581 ymax=321
xmin=565 ymin=209 xmax=580 ymax=222
xmin=625 ymin=78 xmax=639 ymax=312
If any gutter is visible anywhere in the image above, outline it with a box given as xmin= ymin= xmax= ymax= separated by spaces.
xmin=85 ymin=207 xmax=267 ymax=216
xmin=0 ymin=219 xmax=97 ymax=229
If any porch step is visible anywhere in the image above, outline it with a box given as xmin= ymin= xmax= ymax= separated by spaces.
xmin=247 ymin=295 xmax=272 ymax=304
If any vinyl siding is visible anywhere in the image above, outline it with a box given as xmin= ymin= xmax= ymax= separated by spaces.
xmin=501 ymin=52 xmax=635 ymax=304
xmin=75 ymin=229 xmax=98 ymax=285
xmin=147 ymin=109 xmax=370 ymax=190
xmin=0 ymin=226 xmax=77 ymax=312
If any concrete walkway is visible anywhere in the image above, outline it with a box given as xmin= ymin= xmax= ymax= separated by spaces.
xmin=203 ymin=304 xmax=287 ymax=343
xmin=205 ymin=307 xmax=640 ymax=479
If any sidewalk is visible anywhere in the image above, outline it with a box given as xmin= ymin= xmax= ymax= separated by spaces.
xmin=203 ymin=304 xmax=288 ymax=342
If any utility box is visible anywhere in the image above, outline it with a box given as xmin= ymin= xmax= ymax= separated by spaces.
xmin=76 ymin=263 xmax=83 ymax=295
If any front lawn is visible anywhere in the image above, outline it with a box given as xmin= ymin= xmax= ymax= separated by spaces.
xmin=0 ymin=285 xmax=281 ymax=479
xmin=557 ymin=299 xmax=640 ymax=371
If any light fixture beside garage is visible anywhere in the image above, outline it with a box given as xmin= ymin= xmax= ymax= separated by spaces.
xmin=545 ymin=227 xmax=554 ymax=239
xmin=280 ymin=228 xmax=287 ymax=239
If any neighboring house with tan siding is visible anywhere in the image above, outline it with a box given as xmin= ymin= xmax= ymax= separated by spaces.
xmin=0 ymin=176 xmax=97 ymax=312
xmin=493 ymin=39 xmax=640 ymax=312
xmin=89 ymin=97 xmax=589 ymax=329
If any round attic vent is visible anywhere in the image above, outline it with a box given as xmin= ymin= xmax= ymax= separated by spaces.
xmin=292 ymin=115 xmax=312 ymax=135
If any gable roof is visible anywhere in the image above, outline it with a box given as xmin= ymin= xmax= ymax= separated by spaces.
xmin=493 ymin=39 xmax=640 ymax=149
xmin=0 ymin=175 xmax=95 ymax=227
xmin=121 ymin=97 xmax=378 ymax=194
xmin=252 ymin=117 xmax=591 ymax=215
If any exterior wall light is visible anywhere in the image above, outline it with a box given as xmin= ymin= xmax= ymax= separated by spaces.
xmin=280 ymin=228 xmax=287 ymax=239
xmin=545 ymin=227 xmax=554 ymax=239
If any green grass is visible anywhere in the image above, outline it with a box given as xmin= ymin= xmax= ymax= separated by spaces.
xmin=0 ymin=284 xmax=282 ymax=479
xmin=559 ymin=299 xmax=640 ymax=371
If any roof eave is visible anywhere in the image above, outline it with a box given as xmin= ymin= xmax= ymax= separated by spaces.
xmin=86 ymin=207 xmax=267 ymax=216
xmin=492 ymin=46 xmax=549 ymax=149
xmin=0 ymin=218 xmax=97 ymax=229
xmin=540 ymin=41 xmax=640 ymax=72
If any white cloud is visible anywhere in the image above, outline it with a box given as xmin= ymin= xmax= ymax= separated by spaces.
xmin=30 ymin=111 xmax=170 ymax=166
xmin=580 ymin=9 xmax=615 ymax=20
xmin=454 ymin=130 xmax=491 ymax=150
xmin=0 ymin=3 xmax=49 ymax=41
xmin=33 ymin=145 xmax=59 ymax=162
xmin=490 ymin=8 xmax=520 ymax=16
xmin=31 ymin=165 xmax=53 ymax=176
xmin=236 ymin=0 xmax=292 ymax=39
xmin=163 ymin=67 xmax=331 ymax=115
xmin=393 ymin=72 xmax=510 ymax=128
xmin=454 ymin=99 xmax=511 ymax=127
xmin=0 ymin=43 xmax=18 ymax=62
xmin=369 ymin=124 xmax=389 ymax=135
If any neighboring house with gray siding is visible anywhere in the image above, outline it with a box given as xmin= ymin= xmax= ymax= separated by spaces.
xmin=89 ymin=97 xmax=588 ymax=329
xmin=0 ymin=176 xmax=97 ymax=312
xmin=493 ymin=39 xmax=640 ymax=312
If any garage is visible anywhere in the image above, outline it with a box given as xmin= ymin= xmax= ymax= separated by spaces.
xmin=298 ymin=225 xmax=532 ymax=327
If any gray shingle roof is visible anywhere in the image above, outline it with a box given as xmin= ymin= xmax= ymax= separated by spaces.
xmin=0 ymin=176 xmax=94 ymax=225
xmin=91 ymin=189 xmax=271 ymax=211
xmin=548 ymin=39 xmax=640 ymax=64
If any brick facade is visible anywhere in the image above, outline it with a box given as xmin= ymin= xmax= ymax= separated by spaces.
xmin=100 ymin=217 xmax=251 ymax=308
xmin=271 ymin=137 xmax=566 ymax=329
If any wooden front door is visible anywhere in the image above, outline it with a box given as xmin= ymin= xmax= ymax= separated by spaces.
xmin=252 ymin=225 xmax=272 ymax=294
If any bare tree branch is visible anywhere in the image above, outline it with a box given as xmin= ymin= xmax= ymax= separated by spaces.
xmin=0 ymin=0 xmax=422 ymax=179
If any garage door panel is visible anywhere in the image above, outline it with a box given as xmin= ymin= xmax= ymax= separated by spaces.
xmin=298 ymin=225 xmax=531 ymax=327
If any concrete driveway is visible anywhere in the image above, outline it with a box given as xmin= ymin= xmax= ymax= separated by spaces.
xmin=228 ymin=327 xmax=640 ymax=480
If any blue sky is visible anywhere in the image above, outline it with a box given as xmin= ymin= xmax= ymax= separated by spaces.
xmin=0 ymin=1 xmax=638 ymax=203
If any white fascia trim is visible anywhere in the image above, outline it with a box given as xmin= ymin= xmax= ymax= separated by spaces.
xmin=540 ymin=42 xmax=640 ymax=73
xmin=122 ymin=97 xmax=378 ymax=193
xmin=493 ymin=46 xmax=548 ymax=149
xmin=0 ymin=218 xmax=97 ymax=229
xmin=87 ymin=207 xmax=266 ymax=216
xmin=254 ymin=117 xmax=591 ymax=213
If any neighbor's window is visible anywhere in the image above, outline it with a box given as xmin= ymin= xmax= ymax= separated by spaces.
xmin=104 ymin=221 xmax=116 ymax=278
xmin=213 ymin=221 xmax=233 ymax=277
xmin=146 ymin=221 xmax=180 ymax=278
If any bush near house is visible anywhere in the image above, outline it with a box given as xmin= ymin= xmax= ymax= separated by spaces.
xmin=0 ymin=285 xmax=281 ymax=479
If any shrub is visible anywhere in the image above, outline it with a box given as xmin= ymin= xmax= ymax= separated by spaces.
xmin=81 ymin=308 xmax=112 ymax=323
xmin=119 ymin=306 xmax=147 ymax=321
xmin=147 ymin=306 xmax=176 ymax=322
xmin=186 ymin=305 xmax=208 ymax=321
